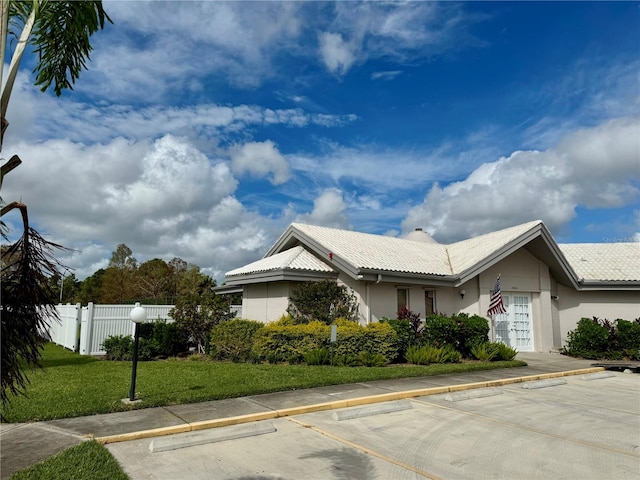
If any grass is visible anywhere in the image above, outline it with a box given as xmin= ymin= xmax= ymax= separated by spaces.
xmin=1 ymin=343 xmax=526 ymax=423
xmin=8 ymin=440 xmax=128 ymax=480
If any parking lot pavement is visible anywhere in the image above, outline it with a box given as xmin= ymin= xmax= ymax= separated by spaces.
xmin=106 ymin=371 xmax=640 ymax=480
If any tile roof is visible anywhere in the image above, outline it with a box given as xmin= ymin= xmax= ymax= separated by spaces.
xmin=559 ymin=243 xmax=640 ymax=282
xmin=226 ymin=220 xmax=639 ymax=285
xmin=290 ymin=223 xmax=452 ymax=275
xmin=226 ymin=246 xmax=334 ymax=277
xmin=447 ymin=221 xmax=543 ymax=274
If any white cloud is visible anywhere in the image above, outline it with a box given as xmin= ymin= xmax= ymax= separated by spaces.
xmin=230 ymin=141 xmax=291 ymax=185
xmin=1 ymin=134 xmax=276 ymax=280
xmin=294 ymin=189 xmax=351 ymax=229
xmin=319 ymin=32 xmax=357 ymax=75
xmin=3 ymin=74 xmax=357 ymax=146
xmin=371 ymin=70 xmax=403 ymax=81
xmin=402 ymin=118 xmax=640 ymax=242
xmin=317 ymin=2 xmax=478 ymax=75
xmin=86 ymin=1 xmax=305 ymax=97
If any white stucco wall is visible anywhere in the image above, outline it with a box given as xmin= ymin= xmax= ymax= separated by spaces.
xmin=476 ymin=249 xmax=555 ymax=352
xmin=556 ymin=286 xmax=640 ymax=347
xmin=242 ymin=282 xmax=291 ymax=323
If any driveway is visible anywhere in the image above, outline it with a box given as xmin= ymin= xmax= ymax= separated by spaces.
xmin=106 ymin=370 xmax=640 ymax=480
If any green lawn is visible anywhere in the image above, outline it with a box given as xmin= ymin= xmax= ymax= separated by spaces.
xmin=1 ymin=343 xmax=526 ymax=423
xmin=9 ymin=440 xmax=128 ymax=480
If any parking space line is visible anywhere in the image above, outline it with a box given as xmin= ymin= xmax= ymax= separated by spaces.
xmin=412 ymin=398 xmax=640 ymax=458
xmin=287 ymin=417 xmax=444 ymax=480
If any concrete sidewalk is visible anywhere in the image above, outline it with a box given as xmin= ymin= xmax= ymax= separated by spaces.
xmin=0 ymin=353 xmax=601 ymax=479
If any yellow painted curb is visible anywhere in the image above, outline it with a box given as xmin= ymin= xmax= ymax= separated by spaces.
xmin=97 ymin=423 xmax=192 ymax=444
xmin=190 ymin=411 xmax=278 ymax=432
xmin=96 ymin=367 xmax=604 ymax=445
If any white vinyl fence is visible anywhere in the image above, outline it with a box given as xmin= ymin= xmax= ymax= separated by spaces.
xmin=45 ymin=303 xmax=173 ymax=355
xmin=45 ymin=303 xmax=242 ymax=356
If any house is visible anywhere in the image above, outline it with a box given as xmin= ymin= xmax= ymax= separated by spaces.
xmin=221 ymin=220 xmax=640 ymax=352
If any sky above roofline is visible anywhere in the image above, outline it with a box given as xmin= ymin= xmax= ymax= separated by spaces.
xmin=2 ymin=1 xmax=638 ymax=281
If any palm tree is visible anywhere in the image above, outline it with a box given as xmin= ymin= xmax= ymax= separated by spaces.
xmin=1 ymin=0 xmax=111 ymax=405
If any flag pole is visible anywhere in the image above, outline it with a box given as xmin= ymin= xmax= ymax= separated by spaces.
xmin=488 ymin=273 xmax=502 ymax=343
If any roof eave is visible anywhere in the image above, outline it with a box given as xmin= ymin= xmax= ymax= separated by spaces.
xmin=356 ymin=269 xmax=457 ymax=286
xmin=577 ymin=280 xmax=640 ymax=291
xmin=224 ymin=268 xmax=337 ymax=286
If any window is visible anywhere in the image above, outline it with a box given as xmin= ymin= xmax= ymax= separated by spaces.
xmin=397 ymin=288 xmax=409 ymax=313
xmin=425 ymin=290 xmax=435 ymax=317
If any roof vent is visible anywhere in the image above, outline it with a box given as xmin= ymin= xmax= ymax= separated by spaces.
xmin=406 ymin=228 xmax=438 ymax=244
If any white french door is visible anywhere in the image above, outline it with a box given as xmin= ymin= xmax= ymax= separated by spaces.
xmin=493 ymin=293 xmax=533 ymax=352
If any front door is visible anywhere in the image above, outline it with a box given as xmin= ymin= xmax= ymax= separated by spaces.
xmin=493 ymin=293 xmax=533 ymax=351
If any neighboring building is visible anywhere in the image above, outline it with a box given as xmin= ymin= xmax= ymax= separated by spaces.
xmin=221 ymin=220 xmax=640 ymax=352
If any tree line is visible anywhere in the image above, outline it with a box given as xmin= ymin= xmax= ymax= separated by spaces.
xmin=50 ymin=244 xmax=233 ymax=306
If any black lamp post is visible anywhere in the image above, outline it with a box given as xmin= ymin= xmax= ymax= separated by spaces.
xmin=129 ymin=305 xmax=147 ymax=402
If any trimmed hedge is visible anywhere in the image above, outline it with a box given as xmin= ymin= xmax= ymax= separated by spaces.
xmin=251 ymin=319 xmax=399 ymax=364
xmin=210 ymin=319 xmax=264 ymax=362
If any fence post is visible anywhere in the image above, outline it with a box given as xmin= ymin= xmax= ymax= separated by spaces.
xmin=74 ymin=303 xmax=82 ymax=352
xmin=79 ymin=302 xmax=95 ymax=355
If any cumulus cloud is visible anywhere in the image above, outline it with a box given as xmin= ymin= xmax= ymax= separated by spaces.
xmin=1 ymin=134 xmax=275 ymax=279
xmin=294 ymin=189 xmax=351 ymax=228
xmin=230 ymin=140 xmax=291 ymax=185
xmin=401 ymin=118 xmax=640 ymax=242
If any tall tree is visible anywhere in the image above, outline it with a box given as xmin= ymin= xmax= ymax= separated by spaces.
xmin=136 ymin=258 xmax=171 ymax=302
xmin=100 ymin=244 xmax=137 ymax=303
xmin=77 ymin=268 xmax=104 ymax=305
xmin=168 ymin=257 xmax=188 ymax=302
xmin=170 ymin=267 xmax=232 ymax=354
xmin=0 ymin=0 xmax=111 ymax=405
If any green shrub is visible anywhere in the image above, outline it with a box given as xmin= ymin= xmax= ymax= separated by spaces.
xmin=358 ymin=351 xmax=388 ymax=367
xmin=494 ymin=342 xmax=518 ymax=361
xmin=304 ymin=348 xmax=331 ymax=365
xmin=331 ymin=320 xmax=398 ymax=361
xmin=252 ymin=321 xmax=330 ymax=363
xmin=422 ymin=314 xmax=459 ymax=349
xmin=471 ymin=342 xmax=499 ymax=361
xmin=381 ymin=318 xmax=414 ymax=362
xmin=454 ymin=313 xmax=490 ymax=357
xmin=471 ymin=342 xmax=518 ymax=361
xmin=251 ymin=320 xmax=399 ymax=364
xmin=136 ymin=320 xmax=187 ymax=358
xmin=287 ymin=280 xmax=359 ymax=324
xmin=406 ymin=344 xmax=461 ymax=365
xmin=332 ymin=353 xmax=360 ymax=367
xmin=210 ymin=319 xmax=264 ymax=362
xmin=616 ymin=319 xmax=640 ymax=355
xmin=563 ymin=317 xmax=611 ymax=359
xmin=101 ymin=335 xmax=133 ymax=361
xmin=151 ymin=320 xmax=186 ymax=357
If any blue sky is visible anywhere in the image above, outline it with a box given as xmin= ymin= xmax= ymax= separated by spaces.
xmin=3 ymin=1 xmax=639 ymax=280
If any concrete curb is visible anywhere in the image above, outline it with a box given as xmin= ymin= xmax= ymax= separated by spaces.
xmin=96 ymin=367 xmax=604 ymax=445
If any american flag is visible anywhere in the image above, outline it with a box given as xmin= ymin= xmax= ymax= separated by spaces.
xmin=487 ymin=275 xmax=506 ymax=316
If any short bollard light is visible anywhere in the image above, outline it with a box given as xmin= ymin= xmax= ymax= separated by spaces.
xmin=128 ymin=305 xmax=147 ymax=402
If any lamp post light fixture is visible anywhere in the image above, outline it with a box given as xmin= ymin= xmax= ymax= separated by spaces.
xmin=128 ymin=304 xmax=147 ymax=402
